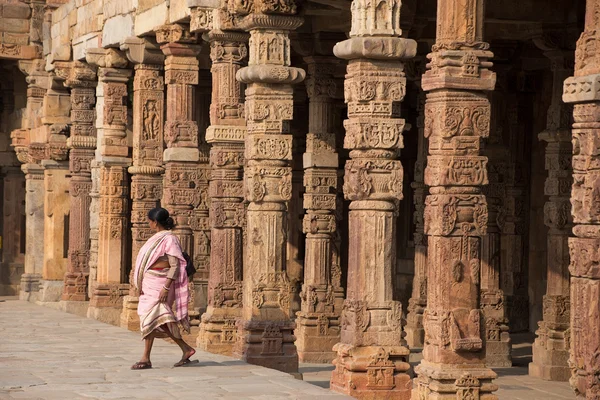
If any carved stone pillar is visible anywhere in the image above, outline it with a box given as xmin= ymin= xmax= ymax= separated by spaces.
xmin=196 ymin=26 xmax=248 ymax=355
xmin=561 ymin=3 xmax=600 ymax=394
xmin=330 ymin=0 xmax=416 ymax=397
xmin=156 ymin=24 xmax=201 ymax=257
xmin=191 ymin=69 xmax=212 ymax=324
xmin=0 ymin=166 xmax=25 ymax=295
xmin=18 ymin=163 xmax=44 ymax=300
xmin=480 ymin=72 xmax=512 ymax=367
xmin=502 ymin=97 xmax=529 ymax=333
xmin=61 ymin=62 xmax=97 ymax=305
xmin=41 ymin=158 xmax=70 ymax=300
xmin=413 ymin=0 xmax=498 ymax=398
xmin=86 ymin=49 xmax=132 ymax=325
xmin=229 ymin=0 xmax=305 ymax=374
xmin=405 ymin=82 xmax=428 ymax=349
xmin=117 ymin=38 xmax=166 ymax=331
xmin=529 ymin=51 xmax=573 ymax=381
xmin=295 ymin=56 xmax=344 ymax=363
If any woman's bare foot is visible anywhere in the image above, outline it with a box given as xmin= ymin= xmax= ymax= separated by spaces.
xmin=174 ymin=347 xmax=196 ymax=367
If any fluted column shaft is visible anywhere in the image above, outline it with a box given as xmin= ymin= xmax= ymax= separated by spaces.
xmin=413 ymin=0 xmax=498 ymax=398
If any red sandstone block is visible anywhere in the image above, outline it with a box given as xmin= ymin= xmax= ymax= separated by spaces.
xmin=0 ymin=18 xmax=31 ymax=34
xmin=2 ymin=4 xmax=31 ymax=19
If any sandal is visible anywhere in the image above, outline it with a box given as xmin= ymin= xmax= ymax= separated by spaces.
xmin=131 ymin=361 xmax=152 ymax=370
xmin=174 ymin=349 xmax=197 ymax=367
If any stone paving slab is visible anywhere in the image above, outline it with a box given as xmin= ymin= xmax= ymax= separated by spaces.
xmin=0 ymin=300 xmax=350 ymax=400
xmin=0 ymin=299 xmax=576 ymax=399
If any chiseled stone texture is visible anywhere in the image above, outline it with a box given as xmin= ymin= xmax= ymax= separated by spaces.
xmin=0 ymin=299 xmax=350 ymax=400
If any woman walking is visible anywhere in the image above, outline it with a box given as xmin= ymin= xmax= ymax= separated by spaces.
xmin=131 ymin=207 xmax=196 ymax=370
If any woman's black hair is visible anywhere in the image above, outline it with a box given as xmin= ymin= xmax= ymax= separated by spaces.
xmin=148 ymin=207 xmax=175 ymax=230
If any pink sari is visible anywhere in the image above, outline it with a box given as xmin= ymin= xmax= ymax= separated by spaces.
xmin=133 ymin=230 xmax=190 ymax=339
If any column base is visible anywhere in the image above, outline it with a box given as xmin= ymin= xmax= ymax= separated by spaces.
xmin=39 ymin=280 xmax=64 ymax=302
xmin=405 ymin=299 xmax=426 ymax=349
xmin=120 ymin=295 xmax=140 ymax=331
xmin=295 ymin=313 xmax=340 ymax=363
xmin=529 ymin=326 xmax=570 ymax=381
xmin=232 ymin=319 xmax=299 ymax=374
xmin=413 ymin=361 xmax=498 ymax=400
xmin=404 ymin=326 xmax=425 ymax=350
xmin=19 ymin=273 xmax=41 ymax=301
xmin=62 ymin=272 xmax=89 ymax=302
xmin=59 ymin=300 xmax=89 ymax=318
xmin=88 ymin=283 xmax=129 ymax=326
xmin=330 ymin=343 xmax=411 ymax=400
xmin=485 ymin=339 xmax=513 ymax=368
xmin=197 ymin=308 xmax=241 ymax=356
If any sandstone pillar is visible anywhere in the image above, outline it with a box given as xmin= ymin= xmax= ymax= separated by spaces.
xmin=190 ymin=69 xmax=212 ymax=323
xmin=561 ymin=2 xmax=600 ymax=394
xmin=41 ymin=158 xmax=70 ymax=301
xmin=30 ymin=69 xmax=72 ymax=303
xmin=119 ymin=38 xmax=166 ymax=331
xmin=196 ymin=24 xmax=248 ymax=355
xmin=330 ymin=0 xmax=416 ymax=396
xmin=481 ymin=83 xmax=512 ymax=368
xmin=155 ymin=24 xmax=201 ymax=257
xmin=0 ymin=166 xmax=25 ymax=295
xmin=501 ymin=97 xmax=529 ymax=333
xmin=61 ymin=62 xmax=97 ymax=306
xmin=413 ymin=0 xmax=498 ymax=397
xmin=228 ymin=0 xmax=305 ymax=374
xmin=295 ymin=56 xmax=344 ymax=363
xmin=529 ymin=51 xmax=573 ymax=381
xmin=86 ymin=49 xmax=132 ymax=325
xmin=405 ymin=84 xmax=428 ymax=349
xmin=19 ymin=163 xmax=44 ymax=300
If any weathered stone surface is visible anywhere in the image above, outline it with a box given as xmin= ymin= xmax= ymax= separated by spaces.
xmin=412 ymin=0 xmax=498 ymax=398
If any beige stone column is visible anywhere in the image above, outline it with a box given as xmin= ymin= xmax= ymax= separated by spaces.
xmin=330 ymin=0 xmax=415 ymax=396
xmin=295 ymin=56 xmax=344 ymax=363
xmin=406 ymin=80 xmax=428 ymax=349
xmin=413 ymin=0 xmax=498 ymax=397
xmin=195 ymin=23 xmax=248 ymax=354
xmin=155 ymin=24 xmax=201 ymax=257
xmin=18 ymin=163 xmax=44 ymax=300
xmin=119 ymin=38 xmax=166 ymax=331
xmin=61 ymin=62 xmax=97 ymax=305
xmin=529 ymin=51 xmax=573 ymax=381
xmin=0 ymin=166 xmax=25 ymax=295
xmin=561 ymin=2 xmax=600 ymax=394
xmin=227 ymin=0 xmax=304 ymax=374
xmin=26 ymin=66 xmax=72 ymax=303
xmin=86 ymin=49 xmax=132 ymax=325
xmin=41 ymin=158 xmax=70 ymax=300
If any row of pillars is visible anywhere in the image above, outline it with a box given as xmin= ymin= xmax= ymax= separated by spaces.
xmin=4 ymin=0 xmax=600 ymax=398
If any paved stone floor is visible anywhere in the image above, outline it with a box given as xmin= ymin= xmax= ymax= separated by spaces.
xmin=0 ymin=298 xmax=575 ymax=399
